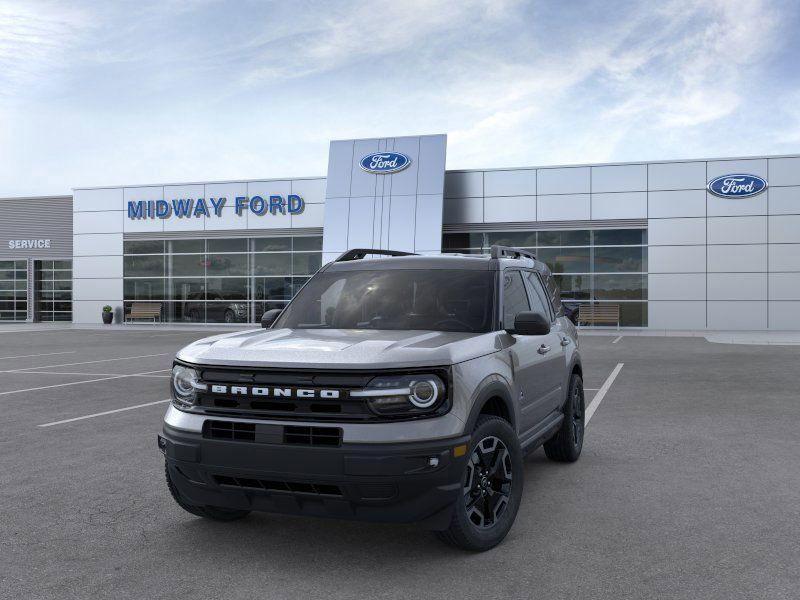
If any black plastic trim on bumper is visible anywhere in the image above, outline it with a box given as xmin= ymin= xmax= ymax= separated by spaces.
xmin=161 ymin=424 xmax=470 ymax=530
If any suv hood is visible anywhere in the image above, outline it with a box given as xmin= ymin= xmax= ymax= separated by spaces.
xmin=176 ymin=328 xmax=501 ymax=370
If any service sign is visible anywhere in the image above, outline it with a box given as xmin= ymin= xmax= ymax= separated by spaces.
xmin=127 ymin=195 xmax=305 ymax=220
xmin=707 ymin=174 xmax=768 ymax=198
xmin=359 ymin=152 xmax=411 ymax=174
xmin=8 ymin=239 xmax=51 ymax=249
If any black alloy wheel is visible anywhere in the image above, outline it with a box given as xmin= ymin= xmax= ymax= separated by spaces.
xmin=543 ymin=373 xmax=585 ymax=463
xmin=571 ymin=380 xmax=584 ymax=449
xmin=464 ymin=436 xmax=513 ymax=529
xmin=436 ymin=415 xmax=523 ymax=551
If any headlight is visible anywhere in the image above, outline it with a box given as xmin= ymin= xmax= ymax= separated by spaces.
xmin=171 ymin=365 xmax=206 ymax=408
xmin=351 ymin=373 xmax=447 ymax=417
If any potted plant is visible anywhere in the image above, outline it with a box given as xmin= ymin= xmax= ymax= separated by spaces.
xmin=102 ymin=305 xmax=114 ymax=325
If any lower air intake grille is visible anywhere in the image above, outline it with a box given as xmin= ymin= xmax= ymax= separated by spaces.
xmin=205 ymin=420 xmax=255 ymax=441
xmin=284 ymin=426 xmax=342 ymax=447
xmin=213 ymin=475 xmax=343 ymax=497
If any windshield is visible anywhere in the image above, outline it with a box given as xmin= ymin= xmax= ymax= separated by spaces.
xmin=274 ymin=269 xmax=496 ymax=333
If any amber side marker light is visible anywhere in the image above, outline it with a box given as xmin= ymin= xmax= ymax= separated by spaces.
xmin=453 ymin=444 xmax=467 ymax=458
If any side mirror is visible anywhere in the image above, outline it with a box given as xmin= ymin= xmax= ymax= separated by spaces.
xmin=261 ymin=308 xmax=282 ymax=329
xmin=509 ymin=311 xmax=550 ymax=336
xmin=563 ymin=303 xmax=579 ymax=326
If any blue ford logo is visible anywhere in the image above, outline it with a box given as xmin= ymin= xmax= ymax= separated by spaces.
xmin=359 ymin=152 xmax=411 ymax=174
xmin=707 ymin=174 xmax=767 ymax=198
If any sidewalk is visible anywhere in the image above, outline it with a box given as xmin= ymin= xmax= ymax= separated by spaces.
xmin=580 ymin=328 xmax=800 ymax=345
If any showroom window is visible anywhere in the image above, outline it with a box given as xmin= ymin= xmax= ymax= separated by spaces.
xmin=442 ymin=228 xmax=648 ymax=327
xmin=36 ymin=260 xmax=72 ymax=322
xmin=122 ymin=236 xmax=322 ymax=324
xmin=0 ymin=260 xmax=28 ymax=321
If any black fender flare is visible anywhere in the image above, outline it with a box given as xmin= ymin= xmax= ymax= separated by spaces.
xmin=463 ymin=377 xmax=517 ymax=433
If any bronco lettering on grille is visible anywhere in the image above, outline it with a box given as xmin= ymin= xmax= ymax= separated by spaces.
xmin=209 ymin=385 xmax=341 ymax=399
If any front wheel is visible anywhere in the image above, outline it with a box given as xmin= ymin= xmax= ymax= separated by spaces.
xmin=436 ymin=416 xmax=524 ymax=551
xmin=543 ymin=373 xmax=585 ymax=462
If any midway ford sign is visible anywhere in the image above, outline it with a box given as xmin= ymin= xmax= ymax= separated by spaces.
xmin=707 ymin=174 xmax=768 ymax=198
xmin=359 ymin=152 xmax=411 ymax=174
xmin=127 ymin=195 xmax=305 ymax=220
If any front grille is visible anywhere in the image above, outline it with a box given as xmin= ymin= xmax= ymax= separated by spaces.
xmin=213 ymin=475 xmax=343 ymax=497
xmin=284 ymin=426 xmax=342 ymax=447
xmin=203 ymin=420 xmax=342 ymax=446
xmin=195 ymin=368 xmax=374 ymax=421
xmin=192 ymin=366 xmax=450 ymax=422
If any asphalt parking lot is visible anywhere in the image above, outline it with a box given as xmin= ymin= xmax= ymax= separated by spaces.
xmin=1 ymin=327 xmax=798 ymax=600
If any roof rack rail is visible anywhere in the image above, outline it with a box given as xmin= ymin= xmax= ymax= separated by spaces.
xmin=335 ymin=248 xmax=418 ymax=262
xmin=490 ymin=245 xmax=536 ymax=261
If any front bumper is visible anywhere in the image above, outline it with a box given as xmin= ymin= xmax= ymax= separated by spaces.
xmin=160 ymin=423 xmax=470 ymax=530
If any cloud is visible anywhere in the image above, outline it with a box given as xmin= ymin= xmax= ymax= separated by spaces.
xmin=446 ymin=0 xmax=789 ymax=168
xmin=239 ymin=0 xmax=518 ymax=85
xmin=0 ymin=1 xmax=89 ymax=98
xmin=0 ymin=0 xmax=795 ymax=195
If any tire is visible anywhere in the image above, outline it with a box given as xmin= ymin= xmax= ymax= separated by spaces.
xmin=436 ymin=415 xmax=524 ymax=551
xmin=164 ymin=462 xmax=250 ymax=521
xmin=543 ymin=373 xmax=585 ymax=463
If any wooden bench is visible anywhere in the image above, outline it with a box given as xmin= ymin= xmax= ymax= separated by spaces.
xmin=126 ymin=302 xmax=162 ymax=323
xmin=577 ymin=304 xmax=620 ymax=329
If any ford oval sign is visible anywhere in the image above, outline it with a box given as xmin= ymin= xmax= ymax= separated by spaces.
xmin=359 ymin=152 xmax=411 ymax=174
xmin=707 ymin=174 xmax=768 ymax=198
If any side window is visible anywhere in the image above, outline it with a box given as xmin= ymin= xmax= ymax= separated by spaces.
xmin=502 ymin=271 xmax=531 ymax=328
xmin=523 ymin=271 xmax=552 ymax=321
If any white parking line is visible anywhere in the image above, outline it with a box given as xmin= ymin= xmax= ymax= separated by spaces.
xmin=0 ymin=351 xmax=76 ymax=360
xmin=585 ymin=362 xmax=624 ymax=425
xmin=611 ymin=335 xmax=623 ymax=344
xmin=38 ymin=399 xmax=171 ymax=427
xmin=0 ymin=352 xmax=171 ymax=373
xmin=0 ymin=369 xmax=169 ymax=397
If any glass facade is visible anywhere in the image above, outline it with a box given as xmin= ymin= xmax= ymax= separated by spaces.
xmin=36 ymin=260 xmax=73 ymax=322
xmin=443 ymin=228 xmax=648 ymax=327
xmin=122 ymin=236 xmax=322 ymax=323
xmin=0 ymin=260 xmax=28 ymax=321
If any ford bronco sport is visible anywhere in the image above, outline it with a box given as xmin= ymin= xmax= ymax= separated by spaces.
xmin=160 ymin=246 xmax=585 ymax=551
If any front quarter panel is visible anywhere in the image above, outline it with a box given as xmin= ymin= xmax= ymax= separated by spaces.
xmin=452 ymin=346 xmax=517 ymax=435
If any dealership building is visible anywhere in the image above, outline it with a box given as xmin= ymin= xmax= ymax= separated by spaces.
xmin=1 ymin=133 xmax=799 ymax=330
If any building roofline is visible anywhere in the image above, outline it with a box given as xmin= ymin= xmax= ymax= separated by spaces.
xmin=445 ymin=152 xmax=800 ymax=174
xmin=70 ymin=151 xmax=800 ymax=192
xmin=72 ymin=175 xmax=326 ymax=192
xmin=0 ymin=195 xmax=72 ymax=201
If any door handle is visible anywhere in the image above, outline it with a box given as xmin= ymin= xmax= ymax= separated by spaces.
xmin=537 ymin=344 xmax=551 ymax=355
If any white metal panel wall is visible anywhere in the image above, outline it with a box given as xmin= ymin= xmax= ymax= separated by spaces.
xmin=73 ymin=175 xmax=329 ymax=323
xmin=73 ymin=188 xmax=125 ymax=324
xmin=442 ymin=154 xmax=800 ymax=330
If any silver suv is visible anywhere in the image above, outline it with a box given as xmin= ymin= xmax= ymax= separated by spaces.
xmin=160 ymin=246 xmax=585 ymax=551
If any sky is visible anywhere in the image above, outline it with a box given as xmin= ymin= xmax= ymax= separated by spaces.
xmin=0 ymin=0 xmax=798 ymax=197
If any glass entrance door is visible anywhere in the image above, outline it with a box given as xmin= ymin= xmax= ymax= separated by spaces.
xmin=0 ymin=260 xmax=28 ymax=321
xmin=35 ymin=260 xmax=72 ymax=322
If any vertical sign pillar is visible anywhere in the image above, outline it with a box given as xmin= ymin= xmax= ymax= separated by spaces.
xmin=322 ymin=134 xmax=447 ymax=263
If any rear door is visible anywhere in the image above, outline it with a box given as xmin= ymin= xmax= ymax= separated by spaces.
xmin=502 ymin=270 xmax=558 ymax=436
xmin=523 ymin=270 xmax=566 ymax=414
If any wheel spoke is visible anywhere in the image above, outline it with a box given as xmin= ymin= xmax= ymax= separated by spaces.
xmin=488 ymin=445 xmax=503 ymax=476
